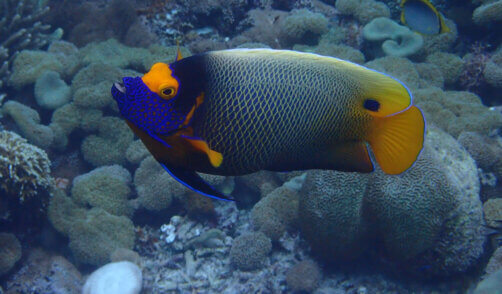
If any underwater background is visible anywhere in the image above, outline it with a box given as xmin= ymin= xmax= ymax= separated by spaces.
xmin=0 ymin=0 xmax=502 ymax=293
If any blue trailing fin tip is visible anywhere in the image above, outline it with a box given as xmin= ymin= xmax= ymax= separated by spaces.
xmin=159 ymin=163 xmax=234 ymax=201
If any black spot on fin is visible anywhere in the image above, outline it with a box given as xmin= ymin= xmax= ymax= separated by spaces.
xmin=159 ymin=163 xmax=234 ymax=201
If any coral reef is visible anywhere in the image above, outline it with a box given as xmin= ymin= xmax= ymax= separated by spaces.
xmin=280 ymin=9 xmax=329 ymax=45
xmin=81 ymin=116 xmax=134 ymax=166
xmin=413 ymin=87 xmax=502 ymax=137
xmin=251 ymin=186 xmax=300 ymax=241
xmin=473 ymin=0 xmax=502 ymax=25
xmin=230 ymin=232 xmax=272 ymax=271
xmin=0 ymin=0 xmax=61 ymax=92
xmin=71 ymin=165 xmax=133 ymax=217
xmin=133 ymin=156 xmax=186 ymax=211
xmin=0 ymin=130 xmax=52 ymax=202
xmin=483 ymin=198 xmax=502 ymax=228
xmin=0 ymin=232 xmax=21 ymax=275
xmin=3 ymin=248 xmax=83 ymax=293
xmin=335 ymin=0 xmax=390 ymax=24
xmin=299 ymin=126 xmax=485 ymax=276
xmin=48 ymin=191 xmax=135 ymax=266
xmin=286 ymin=259 xmax=322 ymax=293
xmin=426 ymin=52 xmax=465 ymax=86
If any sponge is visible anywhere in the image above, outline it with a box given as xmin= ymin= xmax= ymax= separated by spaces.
xmin=82 ymin=261 xmax=142 ymax=294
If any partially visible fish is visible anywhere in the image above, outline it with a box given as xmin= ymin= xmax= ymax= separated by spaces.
xmin=111 ymin=49 xmax=425 ymax=200
xmin=401 ymin=0 xmax=450 ymax=35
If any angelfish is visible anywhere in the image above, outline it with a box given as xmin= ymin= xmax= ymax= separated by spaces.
xmin=111 ymin=49 xmax=425 ymax=201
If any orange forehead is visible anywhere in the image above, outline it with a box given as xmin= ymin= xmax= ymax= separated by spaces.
xmin=141 ymin=63 xmax=179 ymax=95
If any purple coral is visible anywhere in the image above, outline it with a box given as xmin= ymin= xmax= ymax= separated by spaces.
xmin=459 ymin=42 xmax=491 ymax=90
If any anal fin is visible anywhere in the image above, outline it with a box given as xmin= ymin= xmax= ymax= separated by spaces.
xmin=160 ymin=163 xmax=233 ymax=201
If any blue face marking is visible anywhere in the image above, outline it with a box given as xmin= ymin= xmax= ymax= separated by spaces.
xmin=111 ymin=77 xmax=187 ymax=145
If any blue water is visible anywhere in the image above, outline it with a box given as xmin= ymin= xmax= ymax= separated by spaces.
xmin=0 ymin=0 xmax=501 ymax=293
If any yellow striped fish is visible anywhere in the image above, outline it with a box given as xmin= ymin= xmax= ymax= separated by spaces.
xmin=111 ymin=49 xmax=425 ymax=200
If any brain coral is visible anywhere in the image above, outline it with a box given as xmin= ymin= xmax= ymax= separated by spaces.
xmin=299 ymin=126 xmax=485 ymax=276
xmin=251 ymin=186 xmax=300 ymax=240
xmin=71 ymin=165 xmax=132 ymax=217
xmin=0 ymin=131 xmax=52 ymax=201
xmin=230 ymin=232 xmax=272 ymax=271
xmin=299 ymin=170 xmax=370 ymax=260
xmin=286 ymin=260 xmax=322 ymax=293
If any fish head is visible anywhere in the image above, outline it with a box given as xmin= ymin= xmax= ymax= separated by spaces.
xmin=111 ymin=62 xmax=188 ymax=135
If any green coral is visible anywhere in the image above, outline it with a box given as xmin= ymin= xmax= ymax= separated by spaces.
xmin=81 ymin=116 xmax=134 ymax=166
xmin=133 ymin=156 xmax=185 ymax=211
xmin=280 ymin=9 xmax=329 ymax=45
xmin=336 ymin=0 xmax=390 ymax=24
xmin=294 ymin=43 xmax=365 ymax=64
xmin=230 ymin=232 xmax=272 ymax=271
xmin=251 ymin=186 xmax=300 ymax=241
xmin=363 ymin=17 xmax=423 ymax=57
xmin=8 ymin=50 xmax=64 ymax=89
xmin=365 ymin=56 xmax=420 ymax=89
xmin=68 ymin=207 xmax=135 ymax=266
xmin=415 ymin=63 xmax=444 ymax=88
xmin=48 ymin=190 xmax=135 ymax=266
xmin=2 ymin=101 xmax=54 ymax=149
xmin=426 ymin=52 xmax=464 ymax=85
xmin=71 ymin=165 xmax=132 ymax=217
xmin=73 ymin=81 xmax=114 ymax=109
xmin=125 ymin=140 xmax=150 ymax=165
xmin=414 ymin=87 xmax=502 ymax=137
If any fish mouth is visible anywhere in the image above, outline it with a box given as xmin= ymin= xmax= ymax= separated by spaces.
xmin=114 ymin=82 xmax=126 ymax=93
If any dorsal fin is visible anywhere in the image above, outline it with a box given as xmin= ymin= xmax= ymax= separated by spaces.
xmin=176 ymin=40 xmax=183 ymax=61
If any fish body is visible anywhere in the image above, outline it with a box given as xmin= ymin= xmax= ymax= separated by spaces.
xmin=112 ymin=49 xmax=425 ymax=200
xmin=401 ymin=0 xmax=450 ymax=35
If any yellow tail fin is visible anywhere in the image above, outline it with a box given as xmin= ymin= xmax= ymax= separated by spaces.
xmin=367 ymin=106 xmax=425 ymax=174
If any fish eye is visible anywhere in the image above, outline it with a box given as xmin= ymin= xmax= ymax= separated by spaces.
xmin=160 ymin=86 xmax=177 ymax=100
xmin=363 ymin=99 xmax=380 ymax=112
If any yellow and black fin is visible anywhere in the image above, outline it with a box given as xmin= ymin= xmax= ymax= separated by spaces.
xmin=367 ymin=106 xmax=425 ymax=174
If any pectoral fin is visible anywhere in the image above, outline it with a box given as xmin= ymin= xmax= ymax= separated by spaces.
xmin=181 ymin=135 xmax=223 ymax=168
xmin=160 ymin=163 xmax=234 ymax=201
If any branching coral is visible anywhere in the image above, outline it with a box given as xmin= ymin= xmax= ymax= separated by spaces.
xmin=0 ymin=130 xmax=52 ymax=202
xmin=0 ymin=0 xmax=61 ymax=93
